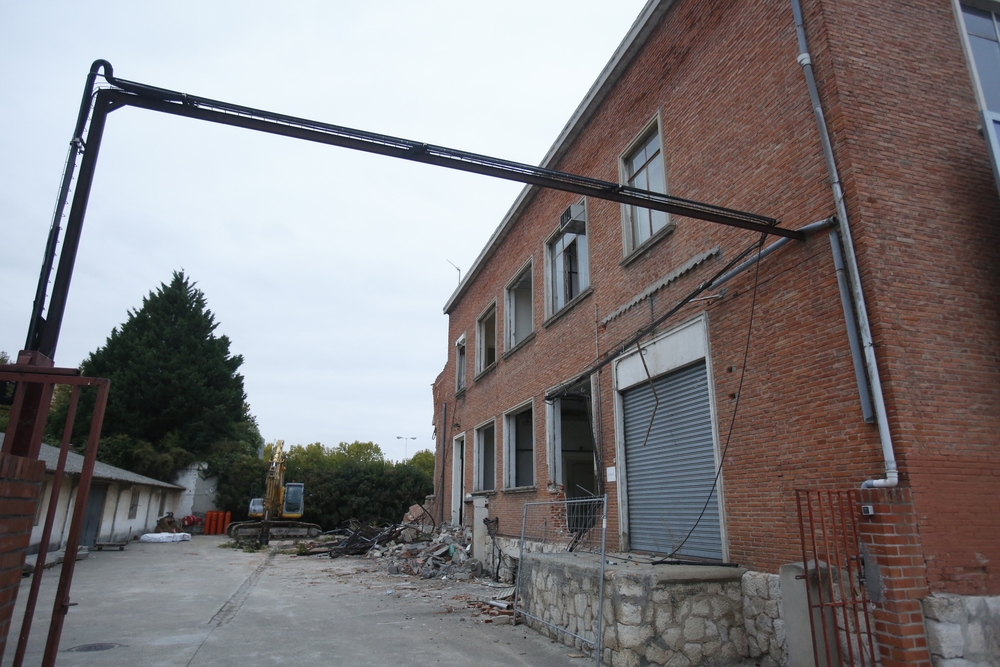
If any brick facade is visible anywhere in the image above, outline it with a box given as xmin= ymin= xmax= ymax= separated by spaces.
xmin=430 ymin=0 xmax=1000 ymax=658
xmin=0 ymin=453 xmax=45 ymax=662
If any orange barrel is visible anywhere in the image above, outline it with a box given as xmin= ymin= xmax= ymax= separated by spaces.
xmin=213 ymin=511 xmax=221 ymax=535
xmin=205 ymin=512 xmax=213 ymax=535
xmin=208 ymin=511 xmax=218 ymax=535
xmin=224 ymin=511 xmax=232 ymax=535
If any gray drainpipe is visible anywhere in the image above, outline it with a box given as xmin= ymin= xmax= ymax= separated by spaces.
xmin=791 ymin=0 xmax=898 ymax=489
xmin=708 ymin=217 xmax=835 ymax=289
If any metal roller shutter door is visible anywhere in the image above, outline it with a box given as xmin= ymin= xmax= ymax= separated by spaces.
xmin=622 ymin=360 xmax=722 ymax=559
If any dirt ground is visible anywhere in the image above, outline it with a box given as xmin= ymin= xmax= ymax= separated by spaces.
xmin=5 ymin=535 xmax=588 ymax=667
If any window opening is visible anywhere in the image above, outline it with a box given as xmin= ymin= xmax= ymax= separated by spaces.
xmin=455 ymin=335 xmax=467 ymax=391
xmin=548 ymin=205 xmax=589 ymax=314
xmin=475 ymin=422 xmax=496 ymax=492
xmin=34 ymin=481 xmax=48 ymax=526
xmin=623 ymin=128 xmax=668 ymax=250
xmin=451 ymin=435 xmax=466 ymax=526
xmin=127 ymin=487 xmax=140 ymax=520
xmin=963 ymin=4 xmax=1000 ymax=112
xmin=506 ymin=264 xmax=533 ymax=349
xmin=477 ymin=306 xmax=497 ymax=372
xmin=507 ymin=404 xmax=534 ymax=487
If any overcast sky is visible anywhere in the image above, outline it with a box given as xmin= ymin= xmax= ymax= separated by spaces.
xmin=0 ymin=1 xmax=649 ymax=461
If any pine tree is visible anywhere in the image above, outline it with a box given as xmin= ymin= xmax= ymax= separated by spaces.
xmin=50 ymin=271 xmax=259 ymax=480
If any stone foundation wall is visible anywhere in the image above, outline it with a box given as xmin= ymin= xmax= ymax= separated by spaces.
xmin=922 ymin=593 xmax=1000 ymax=667
xmin=516 ymin=552 xmax=749 ymax=666
xmin=741 ymin=570 xmax=786 ymax=666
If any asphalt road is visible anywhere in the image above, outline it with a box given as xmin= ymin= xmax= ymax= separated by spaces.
xmin=5 ymin=536 xmax=587 ymax=667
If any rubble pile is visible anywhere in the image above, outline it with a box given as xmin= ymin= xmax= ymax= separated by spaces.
xmin=291 ymin=522 xmax=490 ymax=581
xmin=462 ymin=590 xmax=517 ymax=625
xmin=375 ymin=524 xmax=485 ymax=580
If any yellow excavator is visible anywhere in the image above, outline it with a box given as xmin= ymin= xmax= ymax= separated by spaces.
xmin=226 ymin=440 xmax=322 ymax=544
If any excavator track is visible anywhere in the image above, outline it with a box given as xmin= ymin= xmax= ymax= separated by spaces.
xmin=227 ymin=520 xmax=321 ymax=541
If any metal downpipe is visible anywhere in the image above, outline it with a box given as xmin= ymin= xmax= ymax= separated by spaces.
xmin=708 ymin=216 xmax=836 ymax=289
xmin=790 ymin=0 xmax=898 ymax=489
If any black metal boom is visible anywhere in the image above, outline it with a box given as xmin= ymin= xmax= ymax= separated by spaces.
xmin=26 ymin=60 xmax=800 ymax=359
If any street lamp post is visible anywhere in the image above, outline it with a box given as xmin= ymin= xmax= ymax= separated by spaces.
xmin=396 ymin=436 xmax=416 ymax=461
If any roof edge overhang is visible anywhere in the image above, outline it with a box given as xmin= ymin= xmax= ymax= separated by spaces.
xmin=443 ymin=0 xmax=673 ymax=315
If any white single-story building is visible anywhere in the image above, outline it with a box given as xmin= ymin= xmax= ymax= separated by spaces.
xmin=0 ymin=433 xmax=184 ymax=552
xmin=32 ymin=442 xmax=185 ymax=551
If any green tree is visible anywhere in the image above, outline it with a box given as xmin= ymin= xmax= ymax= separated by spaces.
xmin=48 ymin=271 xmax=257 ymax=481
xmin=332 ymin=441 xmax=384 ymax=465
xmin=408 ymin=449 xmax=435 ymax=478
xmin=279 ymin=441 xmax=432 ymax=528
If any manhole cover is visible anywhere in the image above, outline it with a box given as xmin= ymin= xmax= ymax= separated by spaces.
xmin=66 ymin=643 xmax=121 ymax=652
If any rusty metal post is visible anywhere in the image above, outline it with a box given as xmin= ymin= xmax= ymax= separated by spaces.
xmin=41 ymin=378 xmax=108 ymax=667
xmin=1 ymin=352 xmax=56 ymax=459
xmin=12 ymin=387 xmax=81 ymax=667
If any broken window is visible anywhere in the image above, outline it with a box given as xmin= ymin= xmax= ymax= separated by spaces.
xmin=505 ymin=403 xmax=534 ymax=488
xmin=475 ymin=421 xmax=496 ymax=492
xmin=476 ymin=304 xmax=497 ymax=373
xmin=127 ymin=487 xmax=140 ymax=520
xmin=622 ymin=123 xmax=669 ymax=252
xmin=547 ymin=204 xmax=589 ymax=314
xmin=455 ymin=334 xmax=467 ymax=392
xmin=505 ymin=263 xmax=533 ymax=350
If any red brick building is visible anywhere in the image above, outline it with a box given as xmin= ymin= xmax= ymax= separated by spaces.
xmin=431 ymin=0 xmax=999 ymax=663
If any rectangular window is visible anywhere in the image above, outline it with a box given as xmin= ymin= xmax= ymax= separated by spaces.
xmin=962 ymin=4 xmax=1000 ymax=112
xmin=34 ymin=481 xmax=48 ymax=526
xmin=622 ymin=124 xmax=668 ymax=252
xmin=547 ymin=204 xmax=589 ymax=315
xmin=476 ymin=304 xmax=497 ymax=373
xmin=127 ymin=487 xmax=140 ymax=520
xmin=959 ymin=3 xmax=1000 ymax=196
xmin=475 ymin=421 xmax=496 ymax=492
xmin=505 ymin=403 xmax=534 ymax=488
xmin=505 ymin=263 xmax=533 ymax=350
xmin=455 ymin=334 xmax=467 ymax=392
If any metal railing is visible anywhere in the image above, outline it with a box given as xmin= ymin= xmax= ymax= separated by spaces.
xmin=513 ymin=496 xmax=607 ymax=667
xmin=1 ymin=361 xmax=109 ymax=667
xmin=795 ymin=489 xmax=878 ymax=667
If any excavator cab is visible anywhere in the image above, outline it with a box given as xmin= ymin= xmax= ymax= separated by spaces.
xmin=282 ymin=483 xmax=304 ymax=519
xmin=247 ymin=497 xmax=264 ymax=519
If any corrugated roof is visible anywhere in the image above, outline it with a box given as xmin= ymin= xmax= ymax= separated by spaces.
xmin=0 ymin=434 xmax=182 ymax=489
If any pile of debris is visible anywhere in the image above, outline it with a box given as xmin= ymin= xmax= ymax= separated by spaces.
xmin=462 ymin=588 xmax=517 ymax=625
xmin=376 ymin=524 xmax=484 ymax=580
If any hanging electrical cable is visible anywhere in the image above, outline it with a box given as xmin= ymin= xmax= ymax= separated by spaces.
xmin=653 ymin=232 xmax=767 ymax=564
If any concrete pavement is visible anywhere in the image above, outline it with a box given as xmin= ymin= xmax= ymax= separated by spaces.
xmin=4 ymin=536 xmax=587 ymax=667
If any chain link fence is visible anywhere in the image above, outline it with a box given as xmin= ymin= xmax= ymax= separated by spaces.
xmin=513 ymin=496 xmax=607 ymax=667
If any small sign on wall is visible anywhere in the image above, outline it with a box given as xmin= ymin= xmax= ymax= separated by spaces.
xmin=606 ymin=466 xmax=617 ymax=483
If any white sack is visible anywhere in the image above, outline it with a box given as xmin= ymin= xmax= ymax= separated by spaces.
xmin=139 ymin=532 xmax=192 ymax=542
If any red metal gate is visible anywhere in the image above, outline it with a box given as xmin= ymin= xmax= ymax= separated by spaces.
xmin=795 ymin=489 xmax=879 ymax=667
xmin=1 ymin=355 xmax=109 ymax=667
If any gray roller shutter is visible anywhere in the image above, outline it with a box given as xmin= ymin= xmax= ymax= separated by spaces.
xmin=622 ymin=360 xmax=722 ymax=559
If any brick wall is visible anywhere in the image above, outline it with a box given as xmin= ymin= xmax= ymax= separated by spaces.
xmin=0 ymin=453 xmax=45 ymax=662
xmin=808 ymin=0 xmax=1000 ymax=595
xmin=432 ymin=0 xmax=1000 ymax=601
xmin=858 ymin=488 xmax=932 ymax=667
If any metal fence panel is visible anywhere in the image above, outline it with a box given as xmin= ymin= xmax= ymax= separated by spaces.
xmin=795 ymin=489 xmax=878 ymax=667
xmin=513 ymin=496 xmax=607 ymax=667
